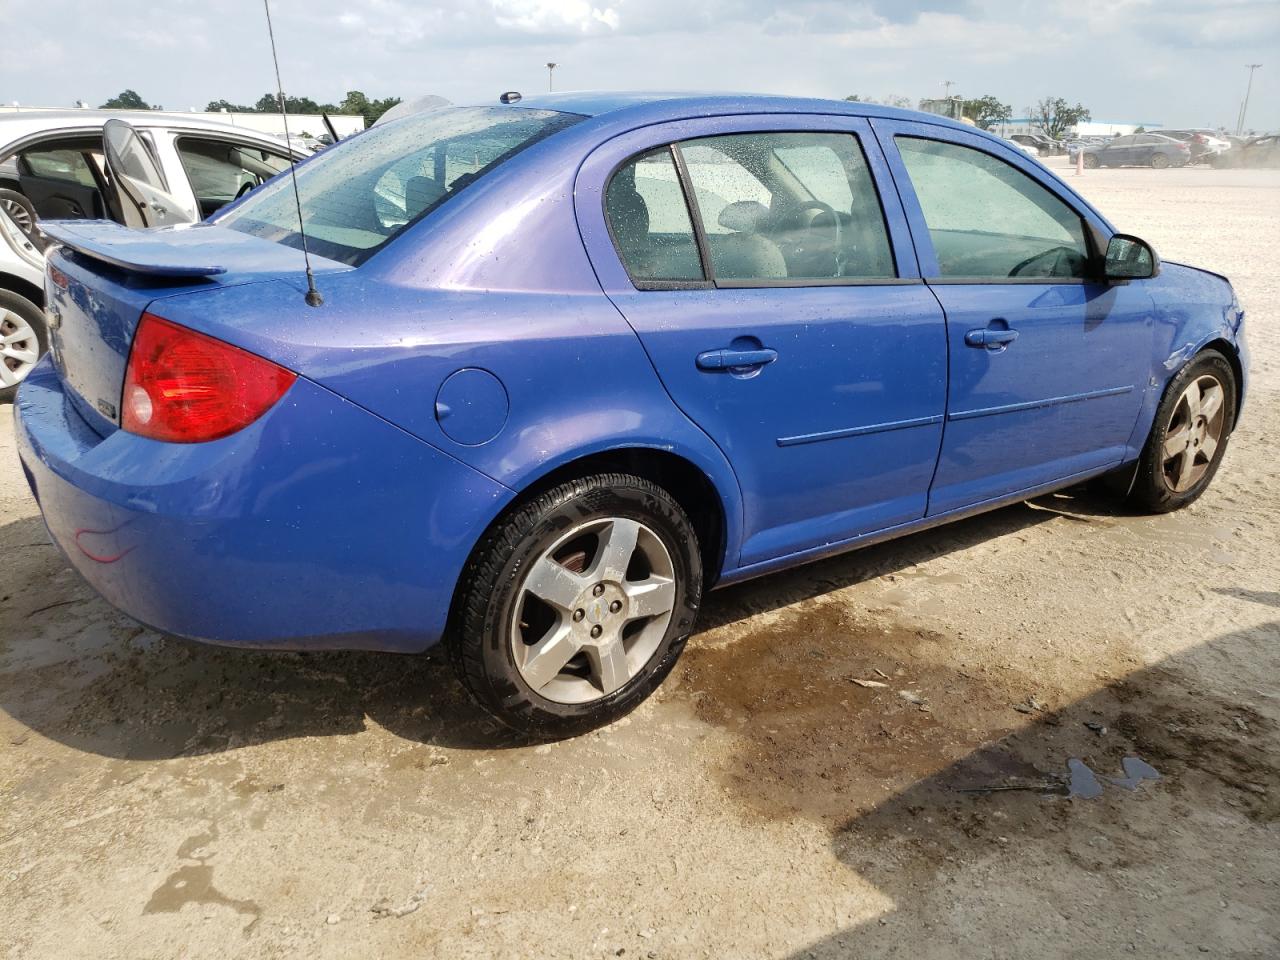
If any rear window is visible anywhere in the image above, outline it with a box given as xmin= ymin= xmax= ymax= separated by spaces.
xmin=217 ymin=106 xmax=583 ymax=266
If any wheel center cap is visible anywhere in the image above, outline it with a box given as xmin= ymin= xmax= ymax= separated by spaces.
xmin=585 ymin=598 xmax=608 ymax=625
xmin=580 ymin=585 xmax=623 ymax=628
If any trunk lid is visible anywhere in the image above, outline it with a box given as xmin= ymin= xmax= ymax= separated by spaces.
xmin=40 ymin=220 xmax=350 ymax=434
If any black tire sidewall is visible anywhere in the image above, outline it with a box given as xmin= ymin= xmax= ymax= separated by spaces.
xmin=1131 ymin=350 xmax=1237 ymax=512
xmin=456 ymin=475 xmax=702 ymax=737
xmin=0 ymin=289 xmax=48 ymax=403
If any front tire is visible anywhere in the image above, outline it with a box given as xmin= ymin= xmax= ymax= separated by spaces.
xmin=1151 ymin=153 xmax=1171 ymax=169
xmin=1128 ymin=350 xmax=1236 ymax=513
xmin=0 ymin=289 xmax=48 ymax=402
xmin=1083 ymin=154 xmax=1100 ymax=169
xmin=448 ymin=473 xmax=702 ymax=738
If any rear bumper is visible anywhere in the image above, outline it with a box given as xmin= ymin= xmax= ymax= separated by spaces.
xmin=15 ymin=358 xmax=511 ymax=652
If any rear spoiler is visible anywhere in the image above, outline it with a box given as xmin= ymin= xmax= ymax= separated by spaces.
xmin=38 ymin=220 xmax=228 ymax=278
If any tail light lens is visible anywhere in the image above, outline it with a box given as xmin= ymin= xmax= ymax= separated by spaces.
xmin=122 ymin=313 xmax=296 ymax=442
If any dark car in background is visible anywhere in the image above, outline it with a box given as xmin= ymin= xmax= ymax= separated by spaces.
xmin=1212 ymin=135 xmax=1279 ymax=169
xmin=1079 ymin=133 xmax=1190 ymax=169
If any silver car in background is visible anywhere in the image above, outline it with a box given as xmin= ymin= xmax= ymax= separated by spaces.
xmin=0 ymin=110 xmax=303 ymax=399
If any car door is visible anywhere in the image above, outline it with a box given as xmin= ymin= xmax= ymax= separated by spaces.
xmin=1108 ymin=135 xmax=1138 ymax=165
xmin=15 ymin=141 xmax=107 ymax=220
xmin=872 ymin=119 xmax=1154 ymax=514
xmin=101 ymin=119 xmax=189 ymax=227
xmin=575 ymin=115 xmax=948 ymax=568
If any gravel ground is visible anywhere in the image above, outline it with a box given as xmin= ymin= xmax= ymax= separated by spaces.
xmin=2 ymin=159 xmax=1278 ymax=960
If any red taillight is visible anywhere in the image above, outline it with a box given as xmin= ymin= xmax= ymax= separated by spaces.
xmin=121 ymin=313 xmax=296 ymax=442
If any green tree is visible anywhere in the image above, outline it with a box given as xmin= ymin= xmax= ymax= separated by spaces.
xmin=205 ymin=98 xmax=254 ymax=113
xmin=1034 ymin=97 xmax=1092 ymax=139
xmin=99 ymin=89 xmax=150 ymax=110
xmin=961 ymin=95 xmax=1012 ymax=131
xmin=336 ymin=90 xmax=401 ymax=125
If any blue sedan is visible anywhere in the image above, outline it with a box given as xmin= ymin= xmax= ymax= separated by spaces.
xmin=15 ymin=93 xmax=1248 ymax=736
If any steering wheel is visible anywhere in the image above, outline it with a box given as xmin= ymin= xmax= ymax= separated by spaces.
xmin=234 ymin=180 xmax=257 ymax=200
xmin=780 ymin=199 xmax=838 ymax=231
xmin=1009 ymin=245 xmax=1080 ymax=278
xmin=780 ymin=200 xmax=845 ymax=275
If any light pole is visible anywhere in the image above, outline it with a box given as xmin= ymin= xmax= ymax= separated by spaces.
xmin=942 ymin=79 xmax=955 ymax=98
xmin=547 ymin=62 xmax=558 ymax=93
xmin=1236 ymin=63 xmax=1262 ymax=136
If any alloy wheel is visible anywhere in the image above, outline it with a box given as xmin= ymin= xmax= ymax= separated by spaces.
xmin=0 ymin=306 xmax=40 ymax=389
xmin=510 ymin=516 xmax=677 ymax=704
xmin=1162 ymin=374 xmax=1226 ymax=493
xmin=0 ymin=196 xmax=33 ymax=235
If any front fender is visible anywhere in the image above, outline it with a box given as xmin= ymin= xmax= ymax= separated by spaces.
xmin=1126 ymin=261 xmax=1247 ymax=451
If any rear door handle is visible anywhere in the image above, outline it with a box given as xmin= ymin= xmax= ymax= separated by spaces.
xmin=964 ymin=328 xmax=1019 ymax=349
xmin=696 ymin=347 xmax=778 ymax=371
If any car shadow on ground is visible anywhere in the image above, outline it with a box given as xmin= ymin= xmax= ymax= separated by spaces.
xmin=0 ymin=483 xmax=1125 ymax=761
xmin=749 ymin=621 xmax=1278 ymax=958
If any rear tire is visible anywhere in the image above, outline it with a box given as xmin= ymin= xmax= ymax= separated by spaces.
xmin=1083 ymin=154 xmax=1100 ymax=169
xmin=1128 ymin=350 xmax=1236 ymax=513
xmin=0 ymin=290 xmax=48 ymax=402
xmin=0 ymin=188 xmax=38 ymax=241
xmin=448 ymin=473 xmax=702 ymax=738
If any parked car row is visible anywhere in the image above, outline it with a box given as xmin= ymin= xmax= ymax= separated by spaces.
xmin=1008 ymin=133 xmax=1067 ymax=157
xmin=0 ymin=109 xmax=304 ymax=398
xmin=1063 ymin=128 xmax=1259 ymax=169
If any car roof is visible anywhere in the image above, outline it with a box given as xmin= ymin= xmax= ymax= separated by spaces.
xmin=483 ymin=90 xmax=975 ymax=134
xmin=0 ymin=109 xmax=293 ymax=154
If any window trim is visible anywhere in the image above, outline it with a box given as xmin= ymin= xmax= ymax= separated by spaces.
xmin=892 ymin=133 xmax=1104 ymax=285
xmin=601 ymin=144 xmax=712 ymax=291
xmin=604 ymin=130 xmax=902 ymax=291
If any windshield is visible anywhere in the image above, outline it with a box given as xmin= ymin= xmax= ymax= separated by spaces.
xmin=217 ymin=106 xmax=583 ymax=266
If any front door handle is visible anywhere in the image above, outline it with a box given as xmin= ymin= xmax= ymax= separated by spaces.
xmin=696 ymin=347 xmax=778 ymax=371
xmin=964 ymin=327 xmax=1019 ymax=349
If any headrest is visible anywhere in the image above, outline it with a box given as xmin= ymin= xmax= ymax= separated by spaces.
xmin=608 ymin=183 xmax=650 ymax=242
xmin=717 ymin=200 xmax=770 ymax=233
xmin=405 ymin=175 xmax=446 ymax=215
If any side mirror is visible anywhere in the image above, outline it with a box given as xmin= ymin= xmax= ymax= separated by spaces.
xmin=1104 ymin=233 xmax=1159 ymax=281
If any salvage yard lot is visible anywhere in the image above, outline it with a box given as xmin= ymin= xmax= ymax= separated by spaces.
xmin=2 ymin=160 xmax=1278 ymax=960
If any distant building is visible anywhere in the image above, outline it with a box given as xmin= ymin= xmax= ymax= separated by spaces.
xmin=918 ymin=97 xmax=966 ymax=121
xmin=993 ymin=117 xmax=1163 ymax=139
xmin=0 ymin=105 xmax=365 ymax=140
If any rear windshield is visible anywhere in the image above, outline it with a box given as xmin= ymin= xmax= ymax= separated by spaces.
xmin=217 ymin=106 xmax=583 ymax=266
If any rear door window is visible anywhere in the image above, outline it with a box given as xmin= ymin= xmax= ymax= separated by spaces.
xmin=175 ymin=137 xmax=292 ymax=218
xmin=19 ymin=147 xmax=98 ymax=187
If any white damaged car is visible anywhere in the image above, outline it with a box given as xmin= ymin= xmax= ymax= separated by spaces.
xmin=0 ymin=110 xmax=303 ymax=399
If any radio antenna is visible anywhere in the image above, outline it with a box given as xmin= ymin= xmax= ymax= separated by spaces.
xmin=262 ymin=0 xmax=323 ymax=307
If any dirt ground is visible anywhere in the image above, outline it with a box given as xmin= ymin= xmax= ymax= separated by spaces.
xmin=2 ymin=159 xmax=1278 ymax=960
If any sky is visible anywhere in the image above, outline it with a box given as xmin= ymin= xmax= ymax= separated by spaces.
xmin=0 ymin=0 xmax=1276 ymax=131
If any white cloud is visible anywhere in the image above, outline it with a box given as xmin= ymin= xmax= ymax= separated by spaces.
xmin=0 ymin=0 xmax=1274 ymax=129
xmin=491 ymin=0 xmax=621 ymax=33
